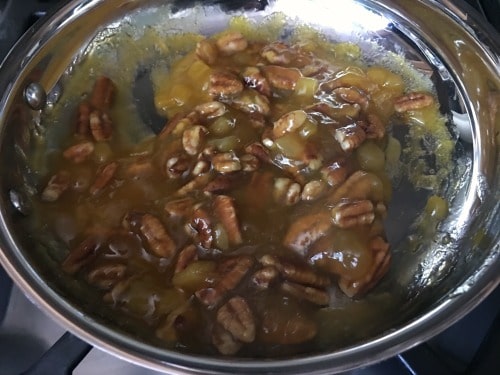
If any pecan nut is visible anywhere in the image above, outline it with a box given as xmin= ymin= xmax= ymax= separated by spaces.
xmin=166 ymin=153 xmax=192 ymax=179
xmin=338 ymin=236 xmax=391 ymax=297
xmin=63 ymin=141 xmax=95 ymax=163
xmin=174 ymin=244 xmax=198 ymax=274
xmin=273 ymin=110 xmax=308 ymax=138
xmin=62 ymin=235 xmax=103 ymax=274
xmin=262 ymin=65 xmax=302 ymax=91
xmin=259 ymin=254 xmax=330 ymax=288
xmin=251 ymin=266 xmax=279 ymax=289
xmin=89 ymin=76 xmax=116 ymax=111
xmin=209 ymin=71 xmax=244 ymax=98
xmin=211 ymin=152 xmax=242 ymax=174
xmin=215 ymin=32 xmax=248 ymax=55
xmin=244 ymin=142 xmax=271 ymax=163
xmin=230 ymin=89 xmax=270 ymax=116
xmin=194 ymin=101 xmax=226 ymax=119
xmin=182 ymin=125 xmax=207 ymax=156
xmin=240 ymin=154 xmax=260 ymax=172
xmin=76 ymin=102 xmax=91 ymax=136
xmin=216 ymin=296 xmax=255 ymax=343
xmin=241 ymin=66 xmax=271 ymax=97
xmin=333 ymin=87 xmax=369 ymax=111
xmin=273 ymin=177 xmax=302 ymax=206
xmin=123 ymin=212 xmax=177 ymax=259
xmin=186 ymin=207 xmax=213 ymax=249
xmin=214 ymin=195 xmax=243 ymax=246
xmin=261 ymin=42 xmax=293 ymax=65
xmin=360 ymin=113 xmax=385 ymax=140
xmin=164 ymin=197 xmax=195 ymax=218
xmin=334 ymin=123 xmax=367 ymax=152
xmin=89 ymin=110 xmax=113 ymax=141
xmin=87 ymin=263 xmax=126 ymax=290
xmin=212 ymin=323 xmax=242 ymax=355
xmin=196 ymin=39 xmax=218 ymax=65
xmin=280 ymin=281 xmax=330 ymax=306
xmin=394 ymin=92 xmax=434 ymax=112
xmin=283 ymin=212 xmax=332 ymax=256
xmin=89 ymin=162 xmax=118 ymax=195
xmin=301 ymin=180 xmax=327 ymax=201
xmin=330 ymin=199 xmax=375 ymax=228
xmin=41 ymin=171 xmax=71 ymax=202
xmin=195 ymin=255 xmax=254 ymax=308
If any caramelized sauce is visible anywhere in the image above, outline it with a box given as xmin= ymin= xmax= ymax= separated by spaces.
xmin=30 ymin=18 xmax=454 ymax=357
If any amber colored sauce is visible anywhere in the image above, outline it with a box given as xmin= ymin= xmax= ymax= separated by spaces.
xmin=29 ymin=19 xmax=452 ymax=357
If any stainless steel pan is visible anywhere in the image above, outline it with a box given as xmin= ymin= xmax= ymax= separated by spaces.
xmin=0 ymin=0 xmax=498 ymax=373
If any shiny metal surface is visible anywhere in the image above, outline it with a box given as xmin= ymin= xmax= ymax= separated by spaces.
xmin=23 ymin=82 xmax=47 ymax=110
xmin=0 ymin=0 xmax=498 ymax=373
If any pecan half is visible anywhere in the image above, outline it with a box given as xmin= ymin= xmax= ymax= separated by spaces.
xmin=260 ymin=310 xmax=317 ymax=345
xmin=240 ymin=154 xmax=259 ymax=172
xmin=192 ymin=160 xmax=211 ymax=176
xmin=216 ymin=296 xmax=255 ymax=343
xmin=194 ymin=101 xmax=227 ymax=119
xmin=245 ymin=142 xmax=271 ymax=163
xmin=241 ymin=66 xmax=271 ymax=97
xmin=231 ymin=89 xmax=270 ymax=116
xmin=87 ymin=263 xmax=126 ymax=290
xmin=203 ymin=175 xmax=239 ymax=193
xmin=182 ymin=125 xmax=207 ymax=156
xmin=196 ymin=255 xmax=254 ymax=308
xmin=321 ymin=159 xmax=349 ymax=188
xmin=164 ymin=197 xmax=195 ymax=218
xmin=212 ymin=324 xmax=242 ymax=355
xmin=41 ymin=171 xmax=71 ymax=202
xmin=209 ymin=71 xmax=244 ymax=99
xmin=89 ymin=76 xmax=116 ymax=111
xmin=166 ymin=153 xmax=192 ymax=179
xmin=261 ymin=42 xmax=293 ymax=65
xmin=215 ymin=32 xmax=248 ymax=55
xmin=262 ymin=65 xmax=302 ymax=91
xmin=62 ymin=235 xmax=102 ymax=274
xmin=123 ymin=158 xmax=155 ymax=179
xmin=273 ymin=177 xmax=302 ymax=206
xmin=273 ymin=109 xmax=308 ymax=138
xmin=360 ymin=113 xmax=385 ymax=140
xmin=328 ymin=171 xmax=384 ymax=204
xmin=334 ymin=123 xmax=366 ymax=152
xmin=63 ymin=141 xmax=95 ymax=163
xmin=196 ymin=39 xmax=218 ymax=65
xmin=89 ymin=162 xmax=118 ymax=195
xmin=186 ymin=208 xmax=213 ymax=249
xmin=211 ymin=152 xmax=242 ymax=174
xmin=89 ymin=110 xmax=113 ymax=141
xmin=174 ymin=244 xmax=198 ymax=274
xmin=301 ymin=180 xmax=327 ymax=201
xmin=259 ymin=254 xmax=330 ymax=288
xmin=333 ymin=87 xmax=369 ymax=111
xmin=394 ymin=92 xmax=434 ymax=112
xmin=251 ymin=266 xmax=279 ymax=289
xmin=330 ymin=200 xmax=375 ymax=228
xmin=280 ymin=281 xmax=330 ymax=306
xmin=214 ymin=195 xmax=242 ymax=246
xmin=177 ymin=174 xmax=211 ymax=196
xmin=338 ymin=236 xmax=391 ymax=297
xmin=123 ymin=212 xmax=177 ymax=259
xmin=158 ymin=112 xmax=190 ymax=140
xmin=283 ymin=212 xmax=332 ymax=256
xmin=76 ymin=102 xmax=91 ymax=136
